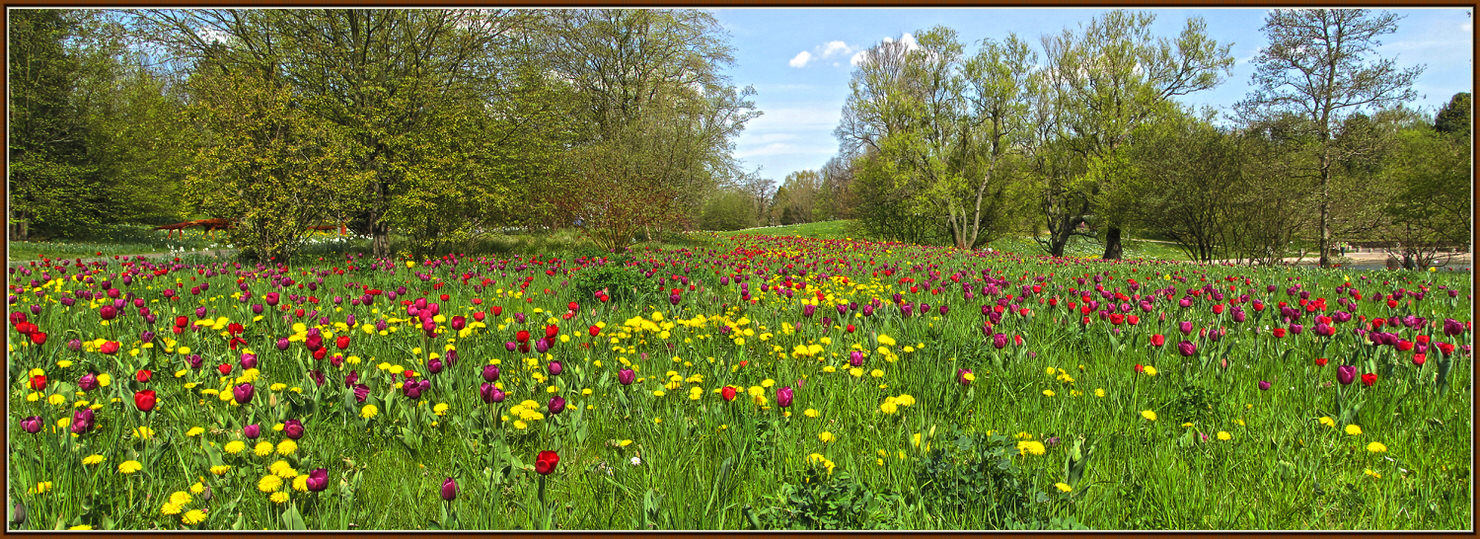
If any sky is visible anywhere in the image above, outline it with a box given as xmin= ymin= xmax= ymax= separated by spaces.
xmin=710 ymin=8 xmax=1474 ymax=181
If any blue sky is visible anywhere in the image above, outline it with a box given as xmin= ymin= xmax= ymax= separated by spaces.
xmin=710 ymin=8 xmax=1474 ymax=181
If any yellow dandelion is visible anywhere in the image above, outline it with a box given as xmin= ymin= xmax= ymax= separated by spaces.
xmin=1017 ymin=441 xmax=1046 ymax=456
xmin=1367 ymin=442 xmax=1388 ymax=453
xmin=257 ymin=474 xmax=283 ymax=493
xmin=1140 ymin=410 xmax=1157 ymax=422
xmin=276 ymin=439 xmax=298 ymax=456
xmin=1217 ymin=431 xmax=1232 ymax=441
xmin=182 ymin=510 xmax=206 ymax=525
xmin=118 ymin=460 xmax=143 ymax=474
xmin=361 ymin=404 xmax=379 ymax=419
xmin=1344 ymin=424 xmax=1362 ymax=436
xmin=224 ymin=440 xmax=245 ymax=455
xmin=82 ymin=454 xmax=105 ymax=465
xmin=818 ymin=431 xmax=836 ymax=443
xmin=270 ymin=491 xmax=290 ymax=504
xmin=1054 ymin=482 xmax=1073 ymax=493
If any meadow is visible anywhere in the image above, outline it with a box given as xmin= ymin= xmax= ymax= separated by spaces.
xmin=5 ymin=232 xmax=1473 ymax=530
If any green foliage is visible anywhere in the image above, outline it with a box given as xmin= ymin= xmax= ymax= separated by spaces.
xmin=915 ymin=432 xmax=1048 ymax=529
xmin=570 ymin=262 xmax=652 ymax=305
xmin=1434 ymin=92 xmax=1470 ymax=137
xmin=747 ymin=470 xmax=905 ymax=530
xmin=700 ymin=190 xmax=757 ymax=231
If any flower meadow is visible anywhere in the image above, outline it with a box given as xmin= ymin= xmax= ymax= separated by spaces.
xmin=5 ymin=234 xmax=1473 ymax=530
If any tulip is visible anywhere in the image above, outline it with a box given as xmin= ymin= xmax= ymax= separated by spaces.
xmin=306 ymin=469 xmax=329 ymax=492
xmin=618 ymin=369 xmax=635 ymax=386
xmin=721 ymin=386 xmax=737 ymax=401
xmin=243 ymin=424 xmax=261 ymax=439
xmin=849 ymin=350 xmax=865 ymax=367
xmin=535 ymin=450 xmax=560 ymax=475
xmin=27 ymin=375 xmax=46 ymax=391
xmin=1361 ymin=373 xmax=1377 ymax=387
xmin=1337 ymin=365 xmax=1357 ymax=385
xmin=233 ymin=383 xmax=255 ymax=405
xmin=440 ymin=478 xmax=457 ymax=501
xmin=1257 ymin=381 xmax=1271 ymax=391
xmin=1177 ymin=341 xmax=1197 ymax=357
xmin=1150 ymin=334 xmax=1166 ymax=347
xmin=133 ymin=390 xmax=157 ymax=412
xmin=776 ymin=386 xmax=794 ymax=408
xmin=70 ymin=409 xmax=94 ymax=434
xmin=480 ymin=383 xmax=505 ymax=404
xmin=284 ymin=419 xmax=304 ymax=440
xmin=20 ymin=416 xmax=42 ymax=434
xmin=548 ymin=396 xmax=566 ymax=415
xmin=547 ymin=361 xmax=563 ymax=376
xmin=78 ymin=373 xmax=98 ymax=391
xmin=992 ymin=333 xmax=1008 ymax=349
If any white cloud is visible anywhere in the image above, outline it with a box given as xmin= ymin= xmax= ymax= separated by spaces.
xmin=820 ymin=40 xmax=853 ymax=59
xmin=850 ymin=50 xmax=868 ymax=66
xmin=788 ymin=50 xmax=813 ymax=68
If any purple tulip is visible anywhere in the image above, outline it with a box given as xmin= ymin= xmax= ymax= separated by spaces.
xmin=243 ymin=424 xmax=261 ymax=439
xmin=849 ymin=350 xmax=865 ymax=367
xmin=427 ymin=359 xmax=444 ymax=375
xmin=440 ymin=478 xmax=457 ymax=501
xmin=284 ymin=419 xmax=304 ymax=440
xmin=353 ymin=384 xmax=370 ymax=403
xmin=992 ymin=333 xmax=1008 ymax=350
xmin=1337 ymin=365 xmax=1357 ymax=385
xmin=20 ymin=416 xmax=42 ymax=434
xmin=1177 ymin=341 xmax=1197 ymax=357
xmin=1257 ymin=380 xmax=1271 ymax=391
xmin=1178 ymin=321 xmax=1193 ymax=335
xmin=306 ymin=469 xmax=329 ymax=492
xmin=240 ymin=353 xmax=258 ymax=370
xmin=547 ymin=361 xmax=563 ymax=376
xmin=482 ymin=365 xmax=500 ymax=383
xmin=70 ymin=409 xmax=94 ymax=434
xmin=480 ymin=383 xmax=505 ymax=404
xmin=618 ymin=369 xmax=635 ymax=385
xmin=776 ymin=386 xmax=794 ymax=408
xmin=78 ymin=373 xmax=98 ymax=391
xmin=233 ymin=383 xmax=255 ymax=405
xmin=548 ymin=396 xmax=566 ymax=415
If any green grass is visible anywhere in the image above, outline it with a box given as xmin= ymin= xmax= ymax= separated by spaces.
xmin=713 ymin=220 xmax=1192 ymax=261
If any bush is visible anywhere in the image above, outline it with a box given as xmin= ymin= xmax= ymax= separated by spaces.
xmin=570 ymin=261 xmax=652 ymax=305
xmin=914 ymin=432 xmax=1049 ymax=529
xmin=744 ymin=469 xmax=905 ymax=530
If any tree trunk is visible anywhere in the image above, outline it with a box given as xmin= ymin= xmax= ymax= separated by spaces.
xmin=1318 ymin=148 xmax=1331 ymax=268
xmin=371 ymin=219 xmax=390 ymax=259
xmin=1102 ymin=226 xmax=1123 ymax=260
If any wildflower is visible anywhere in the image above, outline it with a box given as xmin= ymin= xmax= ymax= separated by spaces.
xmin=170 ymin=491 xmax=191 ymax=505
xmin=224 ymin=441 xmax=246 ymax=454
xmin=119 ymin=460 xmax=143 ymax=474
xmin=1143 ymin=365 xmax=1157 ymax=376
xmin=1017 ymin=441 xmax=1046 ymax=455
xmin=1345 ymin=425 xmax=1362 ymax=436
xmin=270 ymin=491 xmax=290 ymax=504
xmin=82 ymin=454 xmax=105 ymax=465
xmin=211 ymin=465 xmax=232 ymax=475
xmin=818 ymin=431 xmax=836 ymax=443
xmin=1141 ymin=410 xmax=1157 ymax=422
xmin=132 ymin=426 xmax=155 ymax=439
xmin=1054 ymin=482 xmax=1073 ymax=493
xmin=186 ymin=427 xmax=205 ymax=437
xmin=1318 ymin=417 xmax=1336 ymax=428
xmin=1217 ymin=431 xmax=1231 ymax=441
xmin=258 ymin=474 xmax=283 ymax=493
xmin=361 ymin=404 xmax=379 ymax=419
xmin=1367 ymin=442 xmax=1388 ymax=453
xmin=880 ymin=401 xmax=898 ymax=414
xmin=182 ymin=510 xmax=206 ymax=525
xmin=441 ymin=478 xmax=457 ymax=501
xmin=804 ymin=408 xmax=820 ymax=418
xmin=1094 ymin=388 xmax=1105 ymax=398
xmin=253 ymin=441 xmax=274 ymax=457
xmin=1364 ymin=469 xmax=1382 ymax=479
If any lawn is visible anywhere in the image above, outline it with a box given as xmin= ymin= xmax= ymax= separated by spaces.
xmin=5 ymin=230 xmax=1472 ymax=530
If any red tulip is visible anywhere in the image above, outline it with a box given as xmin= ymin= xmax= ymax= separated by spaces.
xmin=1361 ymin=373 xmax=1377 ymax=387
xmin=99 ymin=341 xmax=120 ymax=355
xmin=29 ymin=332 xmax=47 ymax=346
xmin=28 ymin=374 xmax=46 ymax=390
xmin=721 ymin=386 xmax=737 ymax=401
xmin=1150 ymin=334 xmax=1165 ymax=347
xmin=134 ymin=390 xmax=157 ymax=412
xmin=535 ymin=450 xmax=560 ymax=475
xmin=135 ymin=370 xmax=152 ymax=383
xmin=1315 ymin=357 xmax=1328 ymax=367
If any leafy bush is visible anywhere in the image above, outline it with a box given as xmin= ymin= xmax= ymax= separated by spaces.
xmin=914 ymin=432 xmax=1047 ymax=529
xmin=744 ymin=470 xmax=905 ymax=530
xmin=570 ymin=261 xmax=651 ymax=304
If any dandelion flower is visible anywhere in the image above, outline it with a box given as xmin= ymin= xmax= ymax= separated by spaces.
xmin=293 ymin=475 xmax=309 ymax=492
xmin=818 ymin=431 xmax=836 ymax=443
xmin=210 ymin=465 xmax=232 ymax=475
xmin=185 ymin=427 xmax=205 ymax=437
xmin=270 ymin=491 xmax=289 ymax=504
xmin=1367 ymin=442 xmax=1387 ymax=453
xmin=160 ymin=502 xmax=183 ymax=516
xmin=257 ymin=474 xmax=283 ymax=493
xmin=1094 ymin=388 xmax=1105 ymax=398
xmin=361 ymin=405 xmax=379 ymax=419
xmin=224 ymin=441 xmax=245 ymax=455
xmin=276 ymin=439 xmax=298 ymax=456
xmin=253 ymin=441 xmax=274 ymax=457
xmin=1217 ymin=431 xmax=1232 ymax=441
xmin=118 ymin=460 xmax=143 ymax=474
xmin=1054 ymin=482 xmax=1073 ymax=493
xmin=169 ymin=491 xmax=191 ymax=505
xmin=1042 ymin=389 xmax=1056 ymax=397
xmin=804 ymin=408 xmax=820 ymax=418
xmin=1017 ymin=441 xmax=1046 ymax=456
xmin=182 ymin=510 xmax=206 ymax=525
xmin=1140 ymin=410 xmax=1157 ymax=422
xmin=879 ymin=401 xmax=898 ymax=415
xmin=1344 ymin=424 xmax=1362 ymax=436
xmin=82 ymin=454 xmax=105 ymax=465
xmin=1318 ymin=417 xmax=1336 ymax=428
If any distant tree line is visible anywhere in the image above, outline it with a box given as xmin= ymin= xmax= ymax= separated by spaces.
xmin=9 ymin=9 xmax=758 ymax=260
xmin=699 ymin=9 xmax=1469 ymax=268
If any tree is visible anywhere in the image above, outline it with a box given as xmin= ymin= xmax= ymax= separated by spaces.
xmin=1434 ymin=92 xmax=1471 ymax=137
xmin=1373 ymin=119 xmax=1471 ymax=268
xmin=1126 ymin=109 xmax=1242 ymax=261
xmin=1225 ymin=113 xmax=1320 ymax=265
xmin=183 ymin=69 xmax=362 ymax=262
xmin=816 ymin=153 xmax=859 ymax=221
xmin=699 ymin=189 xmax=757 ymax=231
xmin=1239 ymin=9 xmax=1423 ymax=267
xmin=130 ymin=9 xmax=541 ymax=258
xmin=542 ymin=10 xmax=758 ymax=251
xmin=9 ymin=9 xmax=99 ymax=240
xmin=1040 ymin=10 xmax=1234 ymax=259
